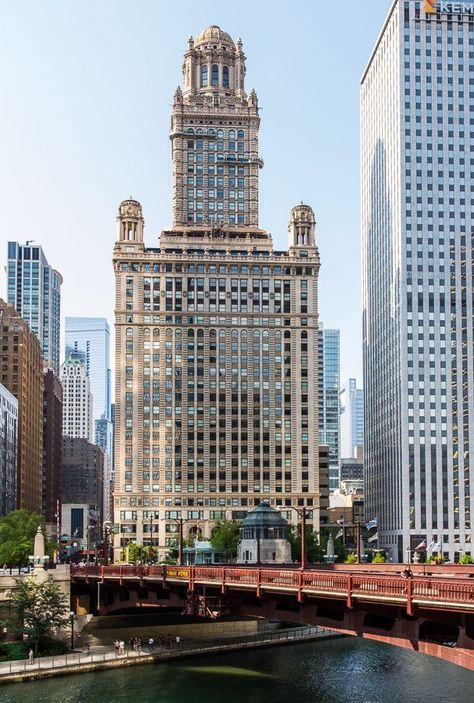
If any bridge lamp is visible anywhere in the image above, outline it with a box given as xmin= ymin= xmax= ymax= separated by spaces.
xmin=278 ymin=506 xmax=314 ymax=569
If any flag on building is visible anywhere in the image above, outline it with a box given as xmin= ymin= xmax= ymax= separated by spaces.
xmin=336 ymin=516 xmax=345 ymax=525
xmin=432 ymin=541 xmax=442 ymax=553
xmin=335 ymin=529 xmax=344 ymax=539
xmin=368 ymin=532 xmax=379 ymax=543
xmin=414 ymin=539 xmax=426 ymax=551
xmin=365 ymin=517 xmax=378 ymax=530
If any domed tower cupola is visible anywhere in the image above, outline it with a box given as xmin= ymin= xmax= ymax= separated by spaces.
xmin=182 ymin=25 xmax=245 ymax=99
xmin=117 ymin=198 xmax=144 ymax=245
xmin=288 ymin=203 xmax=316 ymax=250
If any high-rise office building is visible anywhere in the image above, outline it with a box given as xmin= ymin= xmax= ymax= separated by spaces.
xmin=361 ymin=0 xmax=474 ymax=561
xmin=65 ymin=318 xmax=112 ymax=423
xmin=43 ymin=369 xmax=63 ymax=534
xmin=0 ymin=300 xmax=43 ymax=513
xmin=318 ymin=327 xmax=340 ymax=493
xmin=0 ymin=384 xmax=18 ymax=517
xmin=113 ymin=26 xmax=320 ymax=559
xmin=340 ymin=378 xmax=364 ymax=460
xmin=61 ymin=356 xmax=93 ymax=442
xmin=7 ymin=242 xmax=62 ymax=374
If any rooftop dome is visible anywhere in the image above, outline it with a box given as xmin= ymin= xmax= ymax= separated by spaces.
xmin=240 ymin=501 xmax=289 ymax=528
xmin=118 ymin=198 xmax=143 ymax=218
xmin=194 ymin=25 xmax=235 ymax=49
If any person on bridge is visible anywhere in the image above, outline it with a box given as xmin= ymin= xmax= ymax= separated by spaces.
xmin=148 ymin=637 xmax=154 ymax=651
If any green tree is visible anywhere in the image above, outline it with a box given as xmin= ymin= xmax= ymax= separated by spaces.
xmin=10 ymin=576 xmax=69 ymax=653
xmin=287 ymin=524 xmax=323 ymax=563
xmin=210 ymin=521 xmax=240 ymax=562
xmin=0 ymin=510 xmax=44 ymax=567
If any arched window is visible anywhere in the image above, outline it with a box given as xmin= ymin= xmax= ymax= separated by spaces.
xmin=187 ymin=128 xmax=194 ymax=134
xmin=208 ymin=128 xmax=216 ymax=136
xmin=144 ymin=328 xmax=151 ymax=336
xmin=217 ymin=129 xmax=224 ymax=138
xmin=223 ymin=65 xmax=229 ymax=87
xmin=237 ymin=129 xmax=245 ymax=139
xmin=228 ymin=129 xmax=235 ymax=139
xmin=126 ymin=327 xmax=133 ymax=337
xmin=211 ymin=64 xmax=219 ymax=86
xmin=201 ymin=64 xmax=208 ymax=87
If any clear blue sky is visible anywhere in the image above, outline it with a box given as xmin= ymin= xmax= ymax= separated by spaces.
xmin=0 ymin=0 xmax=393 ymax=383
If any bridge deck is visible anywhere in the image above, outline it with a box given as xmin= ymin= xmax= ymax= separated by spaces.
xmin=71 ymin=564 xmax=474 ymax=613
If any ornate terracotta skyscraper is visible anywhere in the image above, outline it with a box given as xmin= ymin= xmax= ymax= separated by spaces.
xmin=113 ymin=28 xmax=320 ymax=561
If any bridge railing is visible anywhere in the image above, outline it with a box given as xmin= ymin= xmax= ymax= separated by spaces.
xmin=70 ymin=565 xmax=474 ymax=611
xmin=413 ymin=577 xmax=474 ymax=604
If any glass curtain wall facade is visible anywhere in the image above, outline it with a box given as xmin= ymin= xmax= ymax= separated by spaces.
xmin=318 ymin=327 xmax=340 ymax=492
xmin=7 ymin=242 xmax=62 ymax=374
xmin=362 ymin=0 xmax=474 ymax=561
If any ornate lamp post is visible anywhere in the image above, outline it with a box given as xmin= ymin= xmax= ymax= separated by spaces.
xmin=281 ymin=507 xmax=314 ymax=569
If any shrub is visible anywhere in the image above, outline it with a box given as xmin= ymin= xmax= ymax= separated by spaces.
xmin=372 ymin=552 xmax=386 ymax=564
xmin=344 ymin=553 xmax=357 ymax=564
xmin=459 ymin=554 xmax=473 ymax=565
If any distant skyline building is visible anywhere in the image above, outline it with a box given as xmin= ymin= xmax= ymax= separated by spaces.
xmin=61 ymin=356 xmax=93 ymax=442
xmin=0 ymin=300 xmax=43 ymax=513
xmin=7 ymin=242 xmax=62 ymax=374
xmin=65 ymin=317 xmax=113 ymax=517
xmin=0 ymin=384 xmax=18 ymax=517
xmin=112 ymin=26 xmax=321 ymax=560
xmin=340 ymin=378 xmax=364 ymax=460
xmin=64 ymin=317 xmax=112 ymax=423
xmin=361 ymin=0 xmax=474 ymax=561
xmin=318 ymin=326 xmax=340 ymax=493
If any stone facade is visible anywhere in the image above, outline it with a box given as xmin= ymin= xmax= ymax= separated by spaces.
xmin=112 ymin=27 xmax=320 ymax=560
xmin=0 ymin=300 xmax=43 ymax=513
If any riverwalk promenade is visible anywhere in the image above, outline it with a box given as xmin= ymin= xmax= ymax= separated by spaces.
xmin=0 ymin=626 xmax=339 ymax=685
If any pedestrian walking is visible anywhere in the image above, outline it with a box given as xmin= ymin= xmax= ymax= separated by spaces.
xmin=175 ymin=635 xmax=180 ymax=647
xmin=119 ymin=639 xmax=125 ymax=655
xmin=148 ymin=637 xmax=154 ymax=651
xmin=158 ymin=634 xmax=164 ymax=648
xmin=28 ymin=648 xmax=34 ymax=664
xmin=137 ymin=637 xmax=142 ymax=654
xmin=114 ymin=639 xmax=119 ymax=655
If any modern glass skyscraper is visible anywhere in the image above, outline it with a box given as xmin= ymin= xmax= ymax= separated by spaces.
xmin=7 ymin=242 xmax=62 ymax=374
xmin=340 ymin=378 xmax=364 ymax=460
xmin=361 ymin=0 xmax=474 ymax=561
xmin=65 ymin=317 xmax=112 ymax=423
xmin=318 ymin=327 xmax=340 ymax=493
xmin=112 ymin=26 xmax=321 ymax=560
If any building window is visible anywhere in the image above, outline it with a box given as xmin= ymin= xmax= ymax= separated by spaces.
xmin=212 ymin=64 xmax=219 ymax=86
xmin=223 ymin=65 xmax=229 ymax=87
xmin=201 ymin=64 xmax=208 ymax=87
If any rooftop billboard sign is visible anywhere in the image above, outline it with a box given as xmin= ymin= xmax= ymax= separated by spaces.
xmin=424 ymin=1 xmax=474 ymax=13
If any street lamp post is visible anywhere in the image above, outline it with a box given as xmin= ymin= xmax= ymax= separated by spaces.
xmin=283 ymin=507 xmax=314 ymax=569
xmin=69 ymin=611 xmax=75 ymax=650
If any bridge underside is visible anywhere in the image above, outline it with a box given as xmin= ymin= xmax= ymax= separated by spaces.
xmin=72 ymin=578 xmax=474 ymax=670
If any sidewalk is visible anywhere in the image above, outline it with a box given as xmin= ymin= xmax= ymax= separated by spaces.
xmin=0 ymin=626 xmax=341 ymax=684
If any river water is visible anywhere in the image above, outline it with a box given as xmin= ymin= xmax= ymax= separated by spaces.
xmin=0 ymin=637 xmax=473 ymax=703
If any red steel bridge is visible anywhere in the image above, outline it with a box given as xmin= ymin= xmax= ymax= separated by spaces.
xmin=71 ymin=563 xmax=474 ymax=670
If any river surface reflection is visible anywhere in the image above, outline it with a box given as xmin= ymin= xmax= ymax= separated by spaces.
xmin=0 ymin=637 xmax=473 ymax=703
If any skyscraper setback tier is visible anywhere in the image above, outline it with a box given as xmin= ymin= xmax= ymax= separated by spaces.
xmin=113 ymin=26 xmax=320 ymax=560
xmin=361 ymin=0 xmax=474 ymax=562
